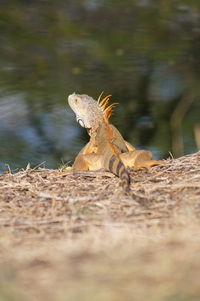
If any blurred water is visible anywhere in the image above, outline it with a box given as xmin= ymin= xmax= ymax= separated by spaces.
xmin=0 ymin=0 xmax=200 ymax=172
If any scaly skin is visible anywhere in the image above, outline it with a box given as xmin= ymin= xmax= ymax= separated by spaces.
xmin=68 ymin=93 xmax=164 ymax=195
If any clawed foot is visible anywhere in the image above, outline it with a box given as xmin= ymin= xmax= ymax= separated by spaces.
xmin=134 ymin=160 xmax=166 ymax=169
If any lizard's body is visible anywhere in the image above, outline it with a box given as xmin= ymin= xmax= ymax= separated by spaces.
xmin=68 ymin=93 xmax=164 ymax=194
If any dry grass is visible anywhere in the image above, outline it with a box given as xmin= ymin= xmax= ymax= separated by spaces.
xmin=0 ymin=152 xmax=200 ymax=301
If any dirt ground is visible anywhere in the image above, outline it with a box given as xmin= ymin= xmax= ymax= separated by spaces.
xmin=0 ymin=152 xmax=200 ymax=301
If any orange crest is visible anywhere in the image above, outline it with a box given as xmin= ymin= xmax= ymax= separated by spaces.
xmin=97 ymin=92 xmax=118 ymax=120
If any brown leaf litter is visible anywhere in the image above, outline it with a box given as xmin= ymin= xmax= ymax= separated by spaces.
xmin=0 ymin=152 xmax=200 ymax=301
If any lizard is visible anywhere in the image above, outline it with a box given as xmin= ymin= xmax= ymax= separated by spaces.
xmin=68 ymin=92 xmax=164 ymax=196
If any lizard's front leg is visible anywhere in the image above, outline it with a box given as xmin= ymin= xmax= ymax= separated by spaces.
xmin=120 ymin=150 xmax=164 ymax=169
xmin=73 ymin=153 xmax=103 ymax=171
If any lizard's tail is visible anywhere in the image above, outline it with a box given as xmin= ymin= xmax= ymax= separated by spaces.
xmin=107 ymin=154 xmax=149 ymax=205
xmin=108 ymin=155 xmax=130 ymax=193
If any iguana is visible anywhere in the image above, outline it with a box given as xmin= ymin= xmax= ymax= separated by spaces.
xmin=68 ymin=92 xmax=164 ymax=196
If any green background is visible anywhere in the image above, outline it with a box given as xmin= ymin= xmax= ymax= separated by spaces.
xmin=0 ymin=0 xmax=200 ymax=171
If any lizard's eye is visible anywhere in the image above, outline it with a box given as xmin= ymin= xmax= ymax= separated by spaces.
xmin=74 ymin=98 xmax=79 ymax=104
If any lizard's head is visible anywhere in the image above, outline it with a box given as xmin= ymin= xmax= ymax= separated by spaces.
xmin=68 ymin=92 xmax=118 ymax=129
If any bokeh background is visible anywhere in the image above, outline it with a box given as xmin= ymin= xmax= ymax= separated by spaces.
xmin=0 ymin=0 xmax=200 ymax=172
